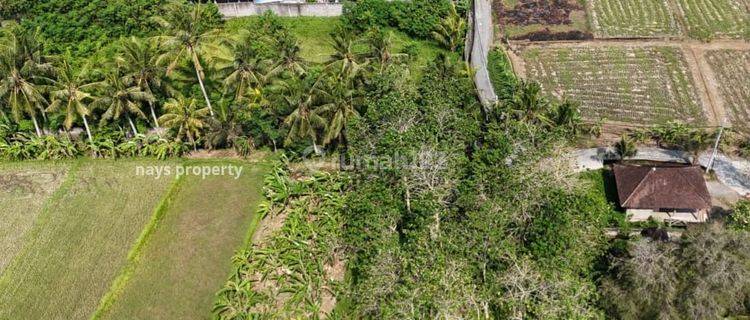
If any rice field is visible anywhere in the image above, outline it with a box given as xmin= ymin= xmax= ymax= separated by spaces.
xmin=97 ymin=160 xmax=269 ymax=320
xmin=0 ymin=163 xmax=69 ymax=273
xmin=588 ymin=0 xmax=682 ymax=37
xmin=705 ymin=49 xmax=750 ymax=132
xmin=0 ymin=160 xmax=176 ymax=319
xmin=674 ymin=0 xmax=749 ymax=39
xmin=521 ymin=45 xmax=708 ymax=124
xmin=0 ymin=158 xmax=268 ymax=319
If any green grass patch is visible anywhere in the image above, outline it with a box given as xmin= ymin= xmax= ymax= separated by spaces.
xmin=224 ymin=16 xmax=444 ymax=74
xmin=487 ymin=48 xmax=518 ymax=100
xmin=0 ymin=162 xmax=70 ymax=274
xmin=0 ymin=159 xmax=176 ymax=319
xmin=579 ymin=168 xmax=627 ymax=227
xmin=96 ymin=159 xmax=270 ymax=320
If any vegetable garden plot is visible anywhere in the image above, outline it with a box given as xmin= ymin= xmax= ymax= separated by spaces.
xmin=521 ymin=45 xmax=708 ymax=125
xmin=588 ymin=0 xmax=682 ymax=37
xmin=674 ymin=0 xmax=749 ymax=39
xmin=705 ymin=49 xmax=750 ymax=132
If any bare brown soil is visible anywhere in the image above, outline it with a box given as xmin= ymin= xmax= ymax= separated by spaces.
xmin=500 ymin=0 xmax=583 ymax=25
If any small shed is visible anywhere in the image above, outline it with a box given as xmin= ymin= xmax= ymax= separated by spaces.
xmin=613 ymin=164 xmax=711 ymax=223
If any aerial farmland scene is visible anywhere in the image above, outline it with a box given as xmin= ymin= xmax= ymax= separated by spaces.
xmin=0 ymin=0 xmax=749 ymax=319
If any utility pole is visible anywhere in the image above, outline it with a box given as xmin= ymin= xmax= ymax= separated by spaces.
xmin=706 ymin=125 xmax=724 ymax=173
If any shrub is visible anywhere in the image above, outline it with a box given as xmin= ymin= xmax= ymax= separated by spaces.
xmin=487 ymin=49 xmax=517 ymax=100
xmin=342 ymin=0 xmax=451 ymax=39
xmin=728 ymin=200 xmax=750 ymax=231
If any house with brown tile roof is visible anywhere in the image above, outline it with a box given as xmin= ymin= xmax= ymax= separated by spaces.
xmin=613 ymin=164 xmax=711 ymax=223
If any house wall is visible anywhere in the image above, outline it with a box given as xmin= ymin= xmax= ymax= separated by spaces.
xmin=217 ymin=2 xmax=343 ymax=17
xmin=626 ymin=209 xmax=708 ymax=223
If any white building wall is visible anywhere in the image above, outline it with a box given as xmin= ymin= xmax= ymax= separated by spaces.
xmin=218 ymin=3 xmax=343 ymax=17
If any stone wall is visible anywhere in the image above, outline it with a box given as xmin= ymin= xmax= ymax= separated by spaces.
xmin=217 ymin=2 xmax=343 ymax=17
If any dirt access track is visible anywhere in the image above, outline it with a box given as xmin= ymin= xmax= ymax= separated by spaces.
xmin=505 ymin=38 xmax=749 ymax=133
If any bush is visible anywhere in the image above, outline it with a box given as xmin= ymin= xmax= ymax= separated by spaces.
xmin=487 ymin=49 xmax=517 ymax=100
xmin=342 ymin=0 xmax=451 ymax=39
xmin=11 ymin=0 xmax=177 ymax=56
xmin=728 ymin=200 xmax=750 ymax=231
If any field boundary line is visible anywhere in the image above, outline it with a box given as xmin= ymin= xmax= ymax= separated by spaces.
xmin=240 ymin=161 xmax=274 ymax=247
xmin=89 ymin=172 xmax=186 ymax=320
xmin=684 ymin=45 xmax=721 ymax=126
xmin=0 ymin=161 xmax=80 ymax=305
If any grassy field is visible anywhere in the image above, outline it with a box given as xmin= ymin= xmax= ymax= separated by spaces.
xmin=521 ymin=45 xmax=708 ymax=125
xmin=96 ymin=160 xmax=269 ymax=320
xmin=588 ymin=0 xmax=681 ymax=37
xmin=705 ymin=49 xmax=750 ymax=132
xmin=224 ymin=16 xmax=444 ymax=75
xmin=0 ymin=158 xmax=269 ymax=319
xmin=674 ymin=0 xmax=749 ymax=39
xmin=0 ymin=160 xmax=176 ymax=319
xmin=0 ymin=162 xmax=69 ymax=273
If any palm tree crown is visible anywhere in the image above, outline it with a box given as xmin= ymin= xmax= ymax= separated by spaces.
xmin=0 ymin=26 xmax=52 ymax=136
xmin=117 ymin=36 xmax=167 ymax=126
xmin=153 ymin=0 xmax=220 ymax=115
xmin=91 ymin=70 xmax=154 ymax=136
xmin=47 ymin=60 xmax=97 ymax=142
xmin=159 ymin=95 xmax=210 ymax=150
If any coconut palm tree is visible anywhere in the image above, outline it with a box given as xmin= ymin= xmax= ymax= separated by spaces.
xmin=274 ymin=32 xmax=306 ymax=76
xmin=47 ymin=60 xmax=96 ymax=143
xmin=117 ymin=36 xmax=167 ymax=127
xmin=365 ymin=28 xmax=406 ymax=73
xmin=153 ymin=0 xmax=219 ymax=115
xmin=282 ymin=80 xmax=325 ymax=154
xmin=212 ymin=31 xmax=275 ymax=103
xmin=508 ymin=80 xmax=551 ymax=126
xmin=432 ymin=1 xmax=466 ymax=52
xmin=0 ymin=26 xmax=52 ymax=137
xmin=159 ymin=95 xmax=210 ymax=150
xmin=547 ymin=99 xmax=583 ymax=134
xmin=326 ymin=31 xmax=367 ymax=80
xmin=91 ymin=70 xmax=154 ymax=136
xmin=317 ymin=82 xmax=360 ymax=168
xmin=615 ymin=136 xmax=637 ymax=158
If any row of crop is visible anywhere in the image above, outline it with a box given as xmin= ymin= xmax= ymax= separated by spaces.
xmin=705 ymin=49 xmax=750 ymax=133
xmin=587 ymin=0 xmax=747 ymax=39
xmin=522 ymin=46 xmax=707 ymax=124
xmin=675 ymin=0 xmax=749 ymax=40
xmin=588 ymin=0 xmax=681 ymax=37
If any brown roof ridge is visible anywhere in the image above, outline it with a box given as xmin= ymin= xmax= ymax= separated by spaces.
xmin=621 ymin=167 xmax=656 ymax=207
xmin=676 ymin=166 xmax=712 ymax=205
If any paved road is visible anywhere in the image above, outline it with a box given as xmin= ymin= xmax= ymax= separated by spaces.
xmin=699 ymin=152 xmax=750 ymax=196
xmin=571 ymin=147 xmax=691 ymax=172
xmin=470 ymin=0 xmax=498 ymax=107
